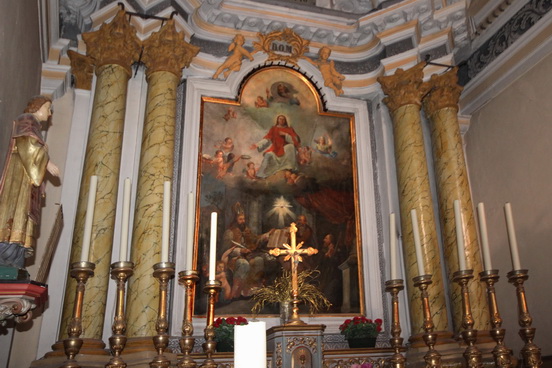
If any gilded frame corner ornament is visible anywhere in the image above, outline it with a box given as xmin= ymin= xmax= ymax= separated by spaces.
xmin=254 ymin=28 xmax=310 ymax=65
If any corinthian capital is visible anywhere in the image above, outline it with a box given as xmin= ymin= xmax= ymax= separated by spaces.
xmin=423 ymin=68 xmax=463 ymax=116
xmin=82 ymin=9 xmax=141 ymax=75
xmin=68 ymin=50 xmax=94 ymax=90
xmin=378 ymin=62 xmax=430 ymax=113
xmin=142 ymin=19 xmax=200 ymax=78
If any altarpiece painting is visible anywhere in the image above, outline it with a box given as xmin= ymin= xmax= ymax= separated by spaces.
xmin=193 ymin=66 xmax=364 ymax=316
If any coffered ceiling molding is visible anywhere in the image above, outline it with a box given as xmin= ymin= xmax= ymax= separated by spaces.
xmin=419 ymin=26 xmax=453 ymax=59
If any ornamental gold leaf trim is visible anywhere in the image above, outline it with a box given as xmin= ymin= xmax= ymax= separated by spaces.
xmin=286 ymin=336 xmax=317 ymax=353
xmin=254 ymin=28 xmax=310 ymax=65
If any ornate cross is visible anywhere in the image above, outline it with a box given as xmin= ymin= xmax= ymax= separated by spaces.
xmin=269 ymin=222 xmax=318 ymax=325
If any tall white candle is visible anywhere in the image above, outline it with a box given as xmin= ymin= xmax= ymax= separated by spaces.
xmin=235 ymin=321 xmax=266 ymax=368
xmin=186 ymin=192 xmax=195 ymax=271
xmin=81 ymin=175 xmax=98 ymax=262
xmin=161 ymin=181 xmax=171 ymax=263
xmin=453 ymin=200 xmax=467 ymax=271
xmin=477 ymin=203 xmax=492 ymax=271
xmin=504 ymin=203 xmax=521 ymax=270
xmin=389 ymin=213 xmax=398 ymax=280
xmin=410 ymin=209 xmax=425 ymax=276
xmin=209 ymin=212 xmax=217 ymax=281
xmin=119 ymin=178 xmax=131 ymax=262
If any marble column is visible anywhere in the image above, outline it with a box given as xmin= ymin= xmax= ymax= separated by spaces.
xmin=378 ymin=63 xmax=449 ymax=333
xmin=59 ymin=10 xmax=141 ymax=340
xmin=126 ymin=20 xmax=199 ymax=337
xmin=423 ymin=69 xmax=490 ymax=333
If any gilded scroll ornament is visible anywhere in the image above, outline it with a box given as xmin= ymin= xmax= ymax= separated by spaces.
xmin=254 ymin=28 xmax=310 ymax=65
xmin=82 ymin=9 xmax=141 ymax=75
xmin=142 ymin=19 xmax=200 ymax=78
xmin=286 ymin=336 xmax=317 ymax=353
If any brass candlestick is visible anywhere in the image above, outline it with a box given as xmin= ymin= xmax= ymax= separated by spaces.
xmin=178 ymin=270 xmax=199 ymax=368
xmin=200 ymin=280 xmax=221 ymax=368
xmin=480 ymin=269 xmax=513 ymax=368
xmin=62 ymin=261 xmax=95 ymax=368
xmin=507 ymin=269 xmax=542 ymax=368
xmin=453 ymin=269 xmax=482 ymax=368
xmin=413 ymin=274 xmax=442 ymax=368
xmin=385 ymin=279 xmax=405 ymax=368
xmin=106 ymin=261 xmax=134 ymax=368
xmin=150 ymin=262 xmax=176 ymax=368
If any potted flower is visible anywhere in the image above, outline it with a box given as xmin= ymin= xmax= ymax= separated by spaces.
xmin=339 ymin=316 xmax=382 ymax=348
xmin=213 ymin=316 xmax=248 ymax=352
xmin=251 ymin=270 xmax=331 ymax=324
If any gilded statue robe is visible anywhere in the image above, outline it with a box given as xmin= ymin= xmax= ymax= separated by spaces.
xmin=0 ymin=113 xmax=49 ymax=267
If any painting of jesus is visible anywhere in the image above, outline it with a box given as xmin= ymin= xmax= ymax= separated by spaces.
xmin=194 ymin=66 xmax=364 ymax=317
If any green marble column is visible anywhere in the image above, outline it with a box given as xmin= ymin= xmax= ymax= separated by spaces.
xmin=59 ymin=9 xmax=141 ymax=340
xmin=423 ymin=69 xmax=490 ymax=333
xmin=126 ymin=20 xmax=199 ymax=337
xmin=378 ymin=63 xmax=449 ymax=334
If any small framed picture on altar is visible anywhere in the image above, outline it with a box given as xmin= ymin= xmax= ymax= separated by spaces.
xmin=193 ymin=66 xmax=365 ymax=317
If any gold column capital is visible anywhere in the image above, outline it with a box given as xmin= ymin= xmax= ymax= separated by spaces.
xmin=68 ymin=50 xmax=94 ymax=90
xmin=142 ymin=19 xmax=200 ymax=78
xmin=82 ymin=9 xmax=141 ymax=76
xmin=378 ymin=62 xmax=430 ymax=112
xmin=423 ymin=68 xmax=463 ymax=116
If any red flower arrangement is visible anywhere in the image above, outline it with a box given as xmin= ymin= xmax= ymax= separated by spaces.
xmin=339 ymin=316 xmax=383 ymax=339
xmin=213 ymin=316 xmax=248 ymax=343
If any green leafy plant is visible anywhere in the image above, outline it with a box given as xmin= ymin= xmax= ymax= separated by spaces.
xmin=339 ymin=316 xmax=383 ymax=339
xmin=251 ymin=269 xmax=331 ymax=315
xmin=213 ymin=316 xmax=248 ymax=342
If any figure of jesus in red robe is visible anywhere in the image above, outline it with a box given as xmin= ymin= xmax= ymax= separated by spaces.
xmin=251 ymin=115 xmax=301 ymax=178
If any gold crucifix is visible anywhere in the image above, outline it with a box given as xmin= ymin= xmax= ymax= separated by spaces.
xmin=269 ymin=222 xmax=318 ymax=325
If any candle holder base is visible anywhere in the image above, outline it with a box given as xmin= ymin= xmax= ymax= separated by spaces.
xmin=62 ymin=261 xmax=95 ymax=368
xmin=62 ymin=337 xmax=84 ymax=368
xmin=150 ymin=262 xmax=175 ymax=368
xmin=385 ymin=279 xmax=406 ymax=368
xmin=149 ymin=353 xmax=171 ymax=368
xmin=200 ymin=325 xmax=218 ymax=368
xmin=201 ymin=281 xmax=221 ymax=368
xmin=178 ymin=270 xmax=199 ymax=368
xmin=453 ymin=269 xmax=482 ymax=368
xmin=178 ymin=335 xmax=197 ymax=368
xmin=479 ymin=270 xmax=513 ymax=368
xmin=507 ymin=269 xmax=542 ymax=368
xmin=413 ymin=274 xmax=442 ymax=368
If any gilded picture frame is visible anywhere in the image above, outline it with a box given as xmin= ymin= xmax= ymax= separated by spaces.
xmin=193 ymin=66 xmax=365 ymax=317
